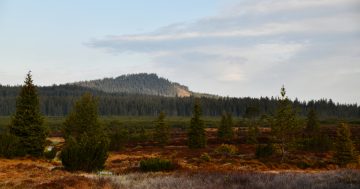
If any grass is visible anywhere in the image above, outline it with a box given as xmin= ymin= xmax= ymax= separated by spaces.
xmin=1 ymin=116 xmax=360 ymax=134
xmin=93 ymin=170 xmax=360 ymax=189
xmin=0 ymin=116 xmax=242 ymax=135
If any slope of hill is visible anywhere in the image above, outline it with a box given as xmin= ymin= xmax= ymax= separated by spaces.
xmin=73 ymin=73 xmax=192 ymax=97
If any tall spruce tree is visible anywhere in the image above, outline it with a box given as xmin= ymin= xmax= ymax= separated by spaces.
xmin=61 ymin=93 xmax=109 ymax=172
xmin=188 ymin=99 xmax=206 ymax=148
xmin=334 ymin=123 xmax=358 ymax=166
xmin=9 ymin=71 xmax=47 ymax=157
xmin=271 ymin=86 xmax=299 ymax=162
xmin=154 ymin=111 xmax=170 ymax=147
xmin=217 ymin=112 xmax=234 ymax=142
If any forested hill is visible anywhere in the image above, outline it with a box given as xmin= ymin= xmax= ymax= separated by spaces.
xmin=72 ymin=73 xmax=192 ymax=97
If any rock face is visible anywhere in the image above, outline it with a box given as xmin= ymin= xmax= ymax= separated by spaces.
xmin=73 ymin=73 xmax=192 ymax=97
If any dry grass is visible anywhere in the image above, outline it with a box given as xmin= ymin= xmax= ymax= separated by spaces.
xmin=94 ymin=169 xmax=360 ymax=189
xmin=0 ymin=153 xmax=359 ymax=189
xmin=1 ymin=127 xmax=359 ymax=189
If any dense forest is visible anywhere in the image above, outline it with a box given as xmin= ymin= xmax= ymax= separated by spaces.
xmin=0 ymin=84 xmax=359 ymax=118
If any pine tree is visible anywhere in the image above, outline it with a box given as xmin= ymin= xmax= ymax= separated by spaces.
xmin=271 ymin=86 xmax=299 ymax=162
xmin=188 ymin=99 xmax=206 ymax=149
xmin=217 ymin=112 xmax=234 ymax=142
xmin=154 ymin=111 xmax=170 ymax=147
xmin=334 ymin=123 xmax=358 ymax=166
xmin=61 ymin=93 xmax=109 ymax=172
xmin=9 ymin=71 xmax=47 ymax=157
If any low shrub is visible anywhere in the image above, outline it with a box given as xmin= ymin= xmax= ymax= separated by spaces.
xmin=0 ymin=133 xmax=25 ymax=158
xmin=60 ymin=133 xmax=110 ymax=172
xmin=200 ymin=153 xmax=211 ymax=162
xmin=44 ymin=146 xmax=57 ymax=160
xmin=140 ymin=157 xmax=176 ymax=172
xmin=214 ymin=144 xmax=238 ymax=157
xmin=297 ymin=161 xmax=313 ymax=169
xmin=255 ymin=143 xmax=274 ymax=158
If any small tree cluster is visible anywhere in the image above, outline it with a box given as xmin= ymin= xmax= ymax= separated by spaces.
xmin=60 ymin=93 xmax=110 ymax=172
xmin=188 ymin=100 xmax=206 ymax=149
xmin=300 ymin=108 xmax=332 ymax=152
xmin=217 ymin=112 xmax=234 ymax=142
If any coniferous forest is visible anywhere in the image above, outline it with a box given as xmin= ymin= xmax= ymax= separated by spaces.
xmin=0 ymin=74 xmax=359 ymax=118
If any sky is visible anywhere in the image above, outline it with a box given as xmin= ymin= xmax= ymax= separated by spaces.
xmin=0 ymin=0 xmax=359 ymax=104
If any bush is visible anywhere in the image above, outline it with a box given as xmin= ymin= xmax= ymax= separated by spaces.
xmin=200 ymin=153 xmax=211 ymax=162
xmin=214 ymin=144 xmax=238 ymax=157
xmin=256 ymin=143 xmax=274 ymax=158
xmin=140 ymin=157 xmax=176 ymax=172
xmin=296 ymin=161 xmax=313 ymax=169
xmin=44 ymin=146 xmax=57 ymax=160
xmin=0 ymin=133 xmax=25 ymax=158
xmin=61 ymin=133 xmax=109 ymax=172
xmin=61 ymin=93 xmax=110 ymax=172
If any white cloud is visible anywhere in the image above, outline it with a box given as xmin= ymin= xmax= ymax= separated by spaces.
xmin=87 ymin=0 xmax=360 ymax=103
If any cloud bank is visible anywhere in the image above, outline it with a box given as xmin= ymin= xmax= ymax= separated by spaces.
xmin=87 ymin=0 xmax=360 ymax=103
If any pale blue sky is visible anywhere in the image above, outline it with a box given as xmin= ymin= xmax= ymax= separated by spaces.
xmin=0 ymin=0 xmax=359 ymax=103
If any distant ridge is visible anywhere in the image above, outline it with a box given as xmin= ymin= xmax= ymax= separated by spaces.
xmin=73 ymin=73 xmax=192 ymax=97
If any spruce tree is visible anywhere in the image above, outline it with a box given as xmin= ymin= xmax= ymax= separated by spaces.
xmin=305 ymin=108 xmax=320 ymax=133
xmin=61 ymin=93 xmax=109 ymax=172
xmin=9 ymin=71 xmax=47 ymax=157
xmin=154 ymin=111 xmax=170 ymax=147
xmin=334 ymin=123 xmax=358 ymax=166
xmin=217 ymin=112 xmax=234 ymax=142
xmin=271 ymin=86 xmax=299 ymax=162
xmin=63 ymin=93 xmax=101 ymax=139
xmin=188 ymin=99 xmax=206 ymax=149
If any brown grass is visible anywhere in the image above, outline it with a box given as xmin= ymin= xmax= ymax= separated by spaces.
xmin=1 ymin=125 xmax=360 ymax=188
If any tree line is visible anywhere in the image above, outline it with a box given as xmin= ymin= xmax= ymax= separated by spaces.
xmin=0 ymin=84 xmax=359 ymax=119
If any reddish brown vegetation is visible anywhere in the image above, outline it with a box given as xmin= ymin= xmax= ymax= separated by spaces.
xmin=1 ymin=126 xmax=359 ymax=188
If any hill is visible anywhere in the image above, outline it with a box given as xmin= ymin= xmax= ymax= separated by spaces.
xmin=72 ymin=73 xmax=192 ymax=97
